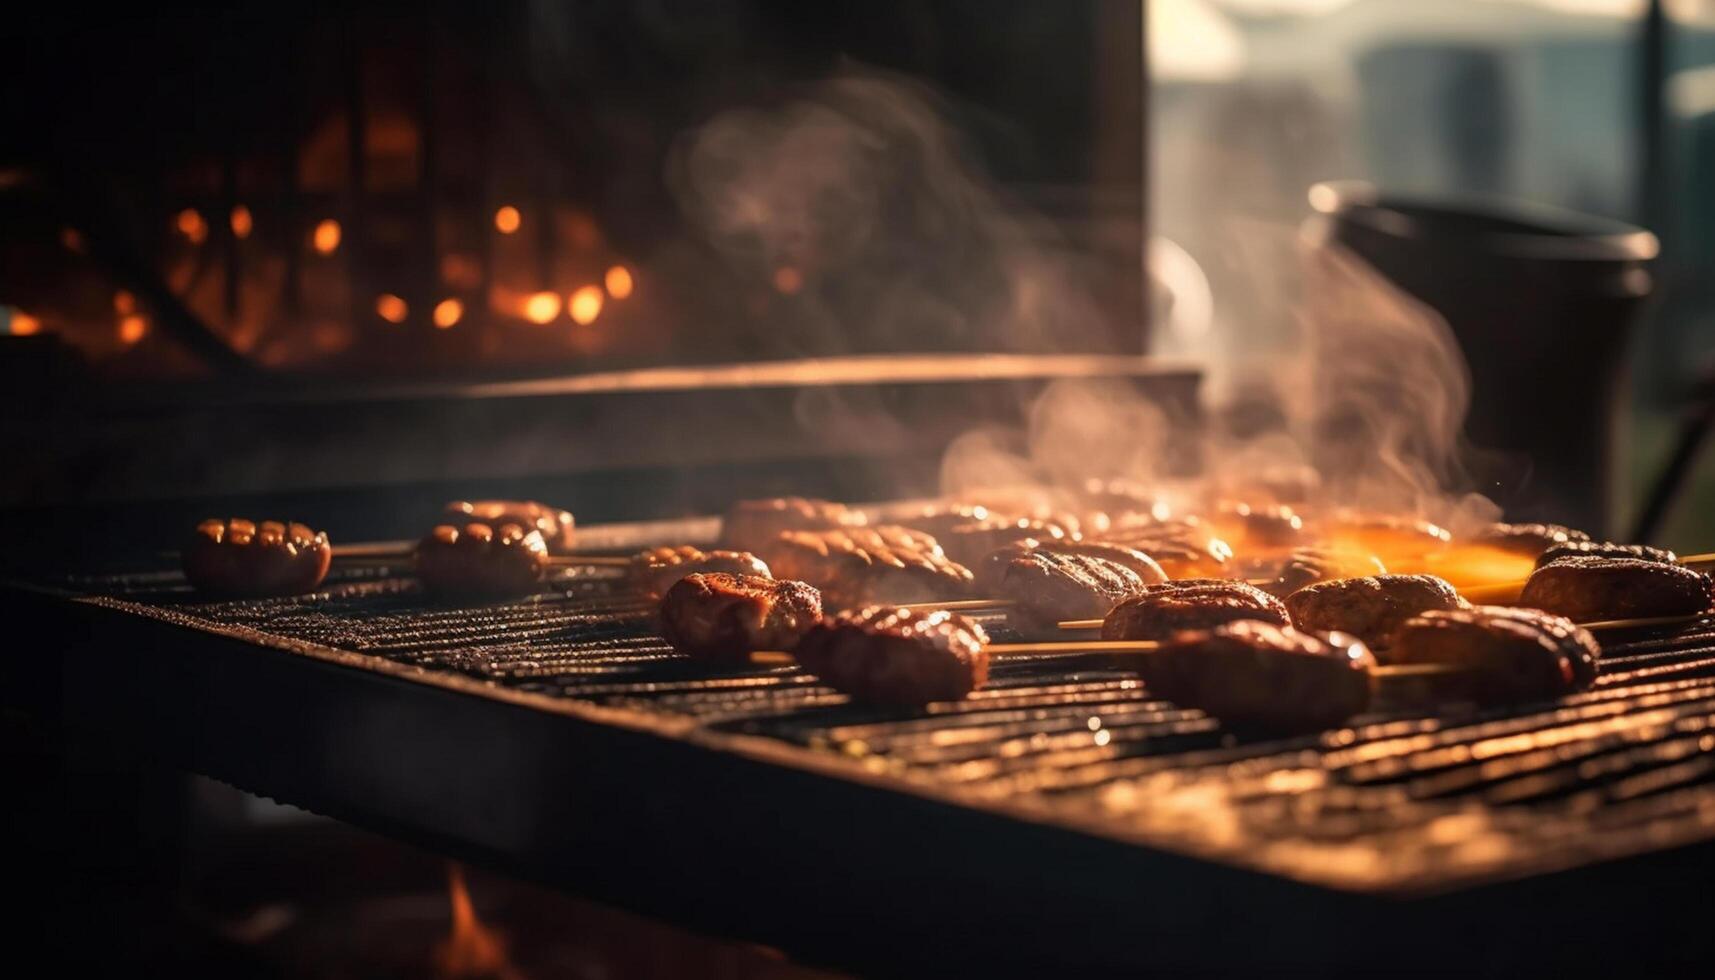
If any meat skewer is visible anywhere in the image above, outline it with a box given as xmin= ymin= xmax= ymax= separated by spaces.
xmin=182 ymin=518 xmax=333 ymax=597
xmin=1098 ymin=579 xmax=1291 ymax=641
xmin=1517 ymin=555 xmax=1712 ymax=621
xmin=658 ymin=572 xmax=823 ymax=665
xmin=444 ymin=499 xmax=576 ymax=553
xmin=997 ymin=549 xmax=1160 ymax=638
xmin=630 ymin=546 xmax=772 ymax=599
xmin=415 ymin=522 xmax=550 ymax=598
xmin=756 ymin=525 xmax=975 ymax=609
xmin=792 ymin=605 xmax=990 ymax=705
xmin=719 ymin=497 xmax=866 ymax=553
xmin=1282 ymin=574 xmax=1470 ymax=651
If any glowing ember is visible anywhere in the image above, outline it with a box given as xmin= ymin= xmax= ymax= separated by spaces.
xmin=568 ymin=285 xmax=603 ymax=325
xmin=433 ymin=298 xmax=464 ymax=329
xmin=8 ymin=310 xmax=41 ymax=336
xmin=432 ymin=865 xmax=517 ymax=980
xmin=772 ymin=266 xmax=803 ymax=294
xmin=376 ymin=294 xmax=409 ymax=324
xmin=117 ymin=315 xmax=147 ymax=345
xmin=176 ymin=208 xmax=207 ymax=244
xmin=523 ymin=291 xmax=561 ymax=324
xmin=604 ymin=265 xmax=634 ymax=299
xmin=230 ymin=205 xmax=254 ymax=239
xmin=312 ymin=219 xmax=341 ymax=255
xmin=494 ymin=206 xmax=522 ymax=234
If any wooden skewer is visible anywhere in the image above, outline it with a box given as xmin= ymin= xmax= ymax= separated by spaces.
xmin=1680 ymin=552 xmax=1715 ymax=565
xmin=332 ymin=551 xmax=631 ymax=568
xmin=746 ymin=642 xmax=1468 ymax=678
xmin=1057 ymin=611 xmax=1707 ymax=633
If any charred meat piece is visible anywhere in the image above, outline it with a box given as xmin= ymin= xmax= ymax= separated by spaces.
xmin=1519 ymin=556 xmax=1712 ymax=622
xmin=1392 ymin=605 xmax=1601 ymax=702
xmin=1265 ymin=548 xmax=1388 ymax=598
xmin=1101 ymin=579 xmax=1289 ymax=641
xmin=415 ymin=523 xmax=549 ymax=598
xmin=1211 ymin=501 xmax=1306 ymax=550
xmin=998 ymin=551 xmax=1158 ymax=637
xmin=183 ymin=518 xmax=332 ymax=597
xmin=758 ymin=526 xmax=974 ymax=609
xmin=445 ymin=500 xmax=576 ymax=553
xmin=1102 ymin=519 xmax=1235 ymax=579
xmin=658 ymin=573 xmax=822 ymax=665
xmin=977 ymin=540 xmax=1167 ymax=593
xmin=630 ymin=546 xmax=772 ymax=599
xmin=1534 ymin=540 xmax=1679 ymax=570
xmin=938 ymin=515 xmax=1074 ymax=567
xmin=793 ymin=606 xmax=990 ymax=705
xmin=1284 ymin=574 xmax=1468 ymax=650
xmin=1140 ymin=622 xmax=1376 ymax=733
xmin=719 ymin=497 xmax=865 ymax=553
xmin=1470 ymin=522 xmax=1589 ymax=558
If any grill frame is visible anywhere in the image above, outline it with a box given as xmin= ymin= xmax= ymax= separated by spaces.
xmin=11 ymin=522 xmax=1715 ymax=973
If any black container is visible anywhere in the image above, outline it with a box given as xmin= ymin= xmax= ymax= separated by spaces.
xmin=1301 ymin=180 xmax=1658 ymax=533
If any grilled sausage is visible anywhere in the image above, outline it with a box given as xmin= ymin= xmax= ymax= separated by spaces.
xmin=1101 ymin=579 xmax=1289 ymax=641
xmin=719 ymin=497 xmax=865 ymax=553
xmin=938 ymin=515 xmax=1074 ymax=567
xmin=1519 ymin=556 xmax=1712 ymax=622
xmin=658 ymin=573 xmax=822 ymax=665
xmin=630 ymin=546 xmax=771 ymax=599
xmin=976 ymin=539 xmax=1167 ymax=594
xmin=1471 ymin=522 xmax=1589 ymax=558
xmin=445 ymin=500 xmax=576 ymax=553
xmin=999 ymin=550 xmax=1158 ymax=637
xmin=1102 ymin=519 xmax=1235 ymax=579
xmin=1140 ymin=622 xmax=1375 ymax=733
xmin=183 ymin=518 xmax=332 ymax=597
xmin=793 ymin=606 xmax=990 ymax=705
xmin=1265 ymin=547 xmax=1388 ymax=598
xmin=1284 ymin=574 xmax=1468 ymax=650
xmin=758 ymin=526 xmax=974 ymax=609
xmin=1534 ymin=540 xmax=1679 ymax=570
xmin=1391 ymin=605 xmax=1601 ymax=702
xmin=415 ymin=522 xmax=549 ymax=598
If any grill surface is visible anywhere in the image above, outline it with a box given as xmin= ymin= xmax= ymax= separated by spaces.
xmin=53 ymin=518 xmax=1715 ymax=897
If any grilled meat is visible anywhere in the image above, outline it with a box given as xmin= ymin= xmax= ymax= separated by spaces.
xmin=630 ymin=546 xmax=772 ymax=599
xmin=1519 ymin=556 xmax=1712 ymax=622
xmin=445 ymin=500 xmax=576 ymax=553
xmin=658 ymin=573 xmax=822 ymax=665
xmin=938 ymin=515 xmax=1074 ymax=567
xmin=1101 ymin=579 xmax=1289 ymax=641
xmin=1211 ymin=501 xmax=1305 ymax=549
xmin=1391 ymin=605 xmax=1601 ymax=701
xmin=183 ymin=518 xmax=332 ymax=597
xmin=757 ymin=525 xmax=975 ymax=609
xmin=1265 ymin=547 xmax=1388 ymax=598
xmin=977 ymin=540 xmax=1167 ymax=594
xmin=1140 ymin=622 xmax=1376 ymax=733
xmin=1534 ymin=540 xmax=1679 ymax=570
xmin=998 ymin=550 xmax=1158 ymax=637
xmin=1284 ymin=574 xmax=1468 ymax=649
xmin=1102 ymin=518 xmax=1235 ymax=579
xmin=415 ymin=522 xmax=549 ymax=598
xmin=719 ymin=497 xmax=865 ymax=553
xmin=793 ymin=606 xmax=990 ymax=705
xmin=893 ymin=502 xmax=995 ymax=538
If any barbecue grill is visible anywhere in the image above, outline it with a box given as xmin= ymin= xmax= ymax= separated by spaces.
xmin=12 ymin=512 xmax=1715 ymax=974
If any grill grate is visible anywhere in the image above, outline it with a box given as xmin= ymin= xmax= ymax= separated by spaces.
xmin=75 ymin=560 xmax=1715 ymax=894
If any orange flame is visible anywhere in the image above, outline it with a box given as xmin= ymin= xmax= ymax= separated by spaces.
xmin=433 ymin=865 xmax=518 ymax=980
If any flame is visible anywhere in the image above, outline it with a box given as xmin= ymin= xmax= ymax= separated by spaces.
xmin=433 ymin=865 xmax=518 ymax=980
xmin=376 ymin=294 xmax=409 ymax=324
xmin=494 ymin=206 xmax=522 ymax=234
xmin=523 ymin=291 xmax=561 ymax=324
xmin=230 ymin=205 xmax=254 ymax=240
xmin=604 ymin=265 xmax=634 ymax=299
xmin=313 ymin=219 xmax=341 ymax=255
xmin=568 ymin=285 xmax=603 ymax=325
xmin=118 ymin=315 xmax=147 ymax=345
xmin=9 ymin=310 xmax=41 ymax=336
xmin=176 ymin=208 xmax=208 ymax=244
xmin=433 ymin=298 xmax=464 ymax=329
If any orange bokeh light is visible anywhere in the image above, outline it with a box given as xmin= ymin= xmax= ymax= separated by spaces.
xmin=114 ymin=290 xmax=136 ymax=315
xmin=772 ymin=266 xmax=803 ymax=294
xmin=312 ymin=219 xmax=341 ymax=255
xmin=604 ymin=265 xmax=634 ymax=300
xmin=523 ymin=291 xmax=561 ymax=324
xmin=433 ymin=298 xmax=464 ymax=329
xmin=568 ymin=285 xmax=604 ymax=325
xmin=176 ymin=209 xmax=207 ymax=244
xmin=118 ymin=315 xmax=147 ymax=345
xmin=376 ymin=294 xmax=409 ymax=324
xmin=9 ymin=311 xmax=41 ymax=336
xmin=230 ymin=205 xmax=254 ymax=240
xmin=494 ymin=206 xmax=522 ymax=234
xmin=60 ymin=227 xmax=85 ymax=253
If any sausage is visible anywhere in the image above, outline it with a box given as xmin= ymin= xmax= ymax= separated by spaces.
xmin=415 ymin=522 xmax=549 ymax=598
xmin=719 ymin=497 xmax=865 ymax=553
xmin=1102 ymin=519 xmax=1235 ymax=579
xmin=630 ymin=546 xmax=771 ymax=599
xmin=1470 ymin=521 xmax=1589 ymax=558
xmin=1391 ymin=605 xmax=1601 ymax=702
xmin=793 ymin=606 xmax=990 ymax=705
xmin=1534 ymin=540 xmax=1678 ymax=570
xmin=976 ymin=539 xmax=1167 ymax=594
xmin=937 ymin=515 xmax=1074 ymax=568
xmin=183 ymin=518 xmax=332 ymax=597
xmin=1140 ymin=622 xmax=1376 ymax=732
xmin=998 ymin=550 xmax=1158 ymax=637
xmin=1518 ymin=556 xmax=1711 ymax=622
xmin=1284 ymin=574 xmax=1468 ymax=650
xmin=658 ymin=573 xmax=822 ymax=665
xmin=1265 ymin=547 xmax=1388 ymax=598
xmin=1101 ymin=579 xmax=1289 ymax=641
xmin=757 ymin=525 xmax=974 ymax=609
xmin=445 ymin=500 xmax=576 ymax=553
